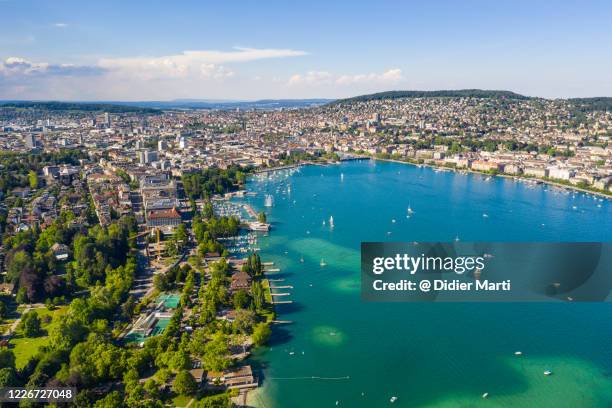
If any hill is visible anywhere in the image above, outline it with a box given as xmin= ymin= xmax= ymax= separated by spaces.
xmin=0 ymin=101 xmax=160 ymax=114
xmin=332 ymin=89 xmax=531 ymax=104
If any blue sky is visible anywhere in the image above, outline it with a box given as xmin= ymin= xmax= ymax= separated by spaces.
xmin=1 ymin=0 xmax=611 ymax=100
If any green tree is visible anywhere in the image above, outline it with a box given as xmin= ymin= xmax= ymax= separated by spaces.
xmin=251 ymin=282 xmax=264 ymax=310
xmin=202 ymin=333 xmax=231 ymax=371
xmin=232 ymin=290 xmax=250 ymax=310
xmin=252 ymin=323 xmax=272 ymax=346
xmin=28 ymin=170 xmax=39 ymax=189
xmin=0 ymin=350 xmax=16 ymax=369
xmin=0 ymin=301 xmax=7 ymax=320
xmin=0 ymin=367 xmax=18 ymax=387
xmin=94 ymin=391 xmax=124 ymax=408
xmin=144 ymin=378 xmax=160 ymax=400
xmin=257 ymin=211 xmax=267 ymax=223
xmin=173 ymin=370 xmax=197 ymax=396
xmin=19 ymin=310 xmax=42 ymax=337
xmin=232 ymin=309 xmax=256 ymax=335
xmin=195 ymin=393 xmax=234 ymax=408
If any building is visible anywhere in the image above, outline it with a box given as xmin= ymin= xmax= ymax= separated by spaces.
xmin=470 ymin=160 xmax=502 ymax=172
xmin=50 ymin=243 xmax=70 ymax=261
xmin=146 ymin=207 xmax=182 ymax=227
xmin=548 ymin=166 xmax=575 ymax=180
xmin=205 ymin=366 xmax=257 ymax=390
xmin=230 ymin=271 xmax=252 ymax=291
xmin=24 ymin=134 xmax=37 ymax=149
xmin=524 ymin=167 xmax=549 ymax=178
xmin=144 ymin=150 xmax=158 ymax=163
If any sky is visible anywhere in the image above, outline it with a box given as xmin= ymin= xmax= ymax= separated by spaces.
xmin=1 ymin=0 xmax=611 ymax=101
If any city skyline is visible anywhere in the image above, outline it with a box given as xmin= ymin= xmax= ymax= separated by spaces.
xmin=1 ymin=0 xmax=612 ymax=100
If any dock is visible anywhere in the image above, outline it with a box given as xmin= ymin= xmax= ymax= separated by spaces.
xmin=272 ymin=320 xmax=293 ymax=324
xmin=271 ymin=292 xmax=291 ymax=297
xmin=265 ymin=268 xmax=280 ymax=272
xmin=272 ymin=300 xmax=293 ymax=304
xmin=270 ymin=285 xmax=293 ymax=289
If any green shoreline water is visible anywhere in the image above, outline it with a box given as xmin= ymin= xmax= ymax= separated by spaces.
xmin=237 ymin=160 xmax=612 ymax=408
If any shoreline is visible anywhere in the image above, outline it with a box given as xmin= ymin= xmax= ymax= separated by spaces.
xmin=251 ymin=157 xmax=610 ymax=200
xmin=368 ymin=156 xmax=612 ymax=200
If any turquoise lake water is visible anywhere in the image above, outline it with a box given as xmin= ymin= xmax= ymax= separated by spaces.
xmin=237 ymin=160 xmax=612 ymax=408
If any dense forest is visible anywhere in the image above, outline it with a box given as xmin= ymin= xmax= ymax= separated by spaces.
xmin=332 ymin=89 xmax=531 ymax=104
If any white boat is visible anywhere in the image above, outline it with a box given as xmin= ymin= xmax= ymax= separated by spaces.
xmin=329 ymin=216 xmax=334 ymax=228
xmin=482 ymin=393 xmax=489 ymax=399
xmin=390 ymin=396 xmax=398 ymax=403
xmin=340 ymin=173 xmax=344 ymax=181
xmin=514 ymin=351 xmax=523 ymax=356
xmin=407 ymin=205 xmax=414 ymax=214
xmin=320 ymin=259 xmax=327 ymax=267
xmin=322 ymin=220 xmax=326 ymax=226
xmin=544 ymin=370 xmax=552 ymax=376
xmin=391 ymin=219 xmax=396 ymax=223
xmin=482 ymin=213 xmax=489 ymax=218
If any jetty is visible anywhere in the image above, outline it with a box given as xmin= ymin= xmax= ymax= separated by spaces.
xmin=243 ymin=204 xmax=258 ymax=219
xmin=270 ymin=285 xmax=293 ymax=289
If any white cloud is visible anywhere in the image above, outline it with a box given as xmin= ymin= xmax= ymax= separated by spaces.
xmin=287 ymin=71 xmax=332 ymax=86
xmin=99 ymin=47 xmax=307 ymax=80
xmin=0 ymin=57 xmax=103 ymax=76
xmin=288 ymin=68 xmax=404 ymax=87
xmin=335 ymin=68 xmax=403 ymax=85
xmin=54 ymin=23 xmax=68 ymax=28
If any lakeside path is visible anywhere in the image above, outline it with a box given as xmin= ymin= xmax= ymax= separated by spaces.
xmin=370 ymin=157 xmax=612 ymax=200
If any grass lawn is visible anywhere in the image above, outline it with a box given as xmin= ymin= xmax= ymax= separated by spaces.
xmin=10 ymin=306 xmax=67 ymax=369
xmin=261 ymin=279 xmax=272 ymax=304
xmin=259 ymin=279 xmax=275 ymax=322
xmin=172 ymin=394 xmax=193 ymax=407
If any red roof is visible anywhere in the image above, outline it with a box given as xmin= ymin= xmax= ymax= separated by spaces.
xmin=147 ymin=207 xmax=181 ymax=219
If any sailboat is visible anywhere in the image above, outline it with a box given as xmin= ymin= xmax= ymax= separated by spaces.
xmin=407 ymin=204 xmax=414 ymax=214
xmin=320 ymin=259 xmax=327 ymax=267
xmin=264 ymin=194 xmax=273 ymax=207
xmin=329 ymin=216 xmax=334 ymax=229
